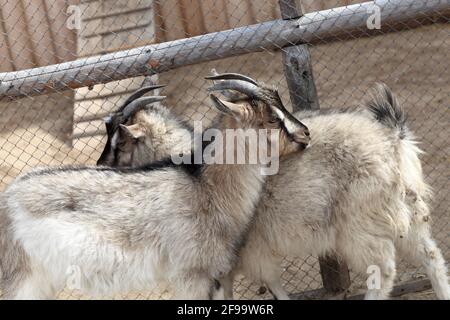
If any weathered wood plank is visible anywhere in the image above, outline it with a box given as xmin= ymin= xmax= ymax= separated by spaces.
xmin=279 ymin=0 xmax=320 ymax=112
xmin=0 ymin=7 xmax=14 ymax=72
xmin=22 ymin=0 xmax=58 ymax=67
xmin=280 ymin=0 xmax=319 ymax=108
xmin=96 ymin=0 xmax=152 ymax=19
xmin=157 ymin=0 xmax=186 ymax=40
xmin=201 ymin=0 xmax=230 ymax=33
xmin=43 ymin=0 xmax=77 ymax=63
xmin=18 ymin=0 xmax=39 ymax=67
xmin=0 ymin=0 xmax=35 ymax=69
xmin=179 ymin=0 xmax=206 ymax=36
xmin=282 ymin=45 xmax=320 ymax=110
xmin=301 ymin=0 xmax=325 ymax=13
xmin=254 ymin=0 xmax=279 ymax=22
xmin=346 ymin=279 xmax=433 ymax=300
xmin=83 ymin=7 xmax=154 ymax=38
xmin=227 ymin=0 xmax=255 ymax=27
xmin=279 ymin=0 xmax=301 ymax=19
xmin=291 ymin=278 xmax=433 ymax=300
xmin=318 ymin=255 xmax=351 ymax=294
xmin=1 ymin=0 xmax=448 ymax=100
xmin=280 ymin=0 xmax=349 ymax=293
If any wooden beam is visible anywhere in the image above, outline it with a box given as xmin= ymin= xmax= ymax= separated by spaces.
xmin=1 ymin=0 xmax=449 ymax=101
xmin=157 ymin=0 xmax=186 ymax=40
xmin=245 ymin=0 xmax=257 ymax=24
xmin=279 ymin=0 xmax=319 ymax=109
xmin=200 ymin=0 xmax=230 ymax=33
xmin=279 ymin=0 xmax=301 ymax=19
xmin=41 ymin=0 xmax=62 ymax=64
xmin=18 ymin=0 xmax=39 ymax=67
xmin=227 ymin=0 xmax=255 ymax=27
xmin=279 ymin=0 xmax=350 ymax=294
xmin=0 ymin=6 xmax=16 ymax=71
xmin=82 ymin=5 xmax=153 ymax=22
xmin=346 ymin=279 xmax=432 ymax=300
xmin=179 ymin=0 xmax=206 ymax=36
xmin=318 ymin=254 xmax=351 ymax=294
xmin=290 ymin=279 xmax=432 ymax=300
xmin=22 ymin=0 xmax=58 ymax=67
xmin=0 ymin=0 xmax=35 ymax=70
xmin=153 ymin=0 xmax=167 ymax=43
xmin=282 ymin=43 xmax=319 ymax=111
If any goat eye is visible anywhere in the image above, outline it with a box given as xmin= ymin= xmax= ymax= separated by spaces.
xmin=269 ymin=118 xmax=278 ymax=124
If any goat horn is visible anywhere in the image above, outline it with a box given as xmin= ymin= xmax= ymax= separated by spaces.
xmin=104 ymin=115 xmax=113 ymax=124
xmin=106 ymin=85 xmax=166 ymax=131
xmin=103 ymin=116 xmax=116 ymax=135
xmin=118 ymin=84 xmax=166 ymax=113
xmin=208 ymin=69 xmax=246 ymax=102
xmin=207 ymin=80 xmax=262 ymax=99
xmin=205 ymin=73 xmax=258 ymax=86
xmin=122 ymin=96 xmax=166 ymax=119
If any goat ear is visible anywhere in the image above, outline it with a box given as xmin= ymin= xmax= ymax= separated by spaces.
xmin=209 ymin=94 xmax=243 ymax=117
xmin=270 ymin=105 xmax=310 ymax=145
xmin=119 ymin=123 xmax=146 ymax=139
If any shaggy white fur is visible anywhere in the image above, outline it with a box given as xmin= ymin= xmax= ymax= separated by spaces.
xmin=106 ymin=84 xmax=449 ymax=300
xmin=0 ymin=86 xmax=308 ymax=299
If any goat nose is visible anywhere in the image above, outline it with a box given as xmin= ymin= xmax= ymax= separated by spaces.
xmin=304 ymin=129 xmax=310 ymax=137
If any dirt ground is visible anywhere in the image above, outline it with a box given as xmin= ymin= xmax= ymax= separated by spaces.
xmin=0 ymin=23 xmax=448 ymax=300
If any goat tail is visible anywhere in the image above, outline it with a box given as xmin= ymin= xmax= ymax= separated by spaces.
xmin=366 ymin=83 xmax=406 ymax=139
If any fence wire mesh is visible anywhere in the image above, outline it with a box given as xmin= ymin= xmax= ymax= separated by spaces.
xmin=0 ymin=0 xmax=448 ymax=299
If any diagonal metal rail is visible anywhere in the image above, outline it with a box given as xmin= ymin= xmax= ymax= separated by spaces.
xmin=0 ymin=0 xmax=448 ymax=101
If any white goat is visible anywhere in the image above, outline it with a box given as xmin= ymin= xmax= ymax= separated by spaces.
xmin=0 ymin=74 xmax=310 ymax=299
xmin=226 ymin=84 xmax=449 ymax=300
xmin=107 ymin=83 xmax=449 ymax=300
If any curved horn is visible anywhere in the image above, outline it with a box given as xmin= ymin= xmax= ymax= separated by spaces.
xmin=118 ymin=84 xmax=166 ymax=113
xmin=207 ymin=80 xmax=262 ymax=99
xmin=105 ymin=85 xmax=166 ymax=134
xmin=122 ymin=96 xmax=166 ymax=119
xmin=205 ymin=73 xmax=258 ymax=86
xmin=209 ymin=69 xmax=246 ymax=102
xmin=103 ymin=115 xmax=116 ymax=135
xmin=104 ymin=88 xmax=166 ymax=138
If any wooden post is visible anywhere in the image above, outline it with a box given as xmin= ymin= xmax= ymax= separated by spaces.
xmin=278 ymin=0 xmax=351 ymax=296
xmin=279 ymin=0 xmax=319 ymax=111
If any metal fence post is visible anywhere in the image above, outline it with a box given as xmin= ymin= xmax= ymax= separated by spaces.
xmin=278 ymin=0 xmax=351 ymax=296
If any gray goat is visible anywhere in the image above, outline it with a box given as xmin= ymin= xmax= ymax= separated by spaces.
xmin=103 ymin=81 xmax=449 ymax=300
xmin=0 ymin=74 xmax=310 ymax=299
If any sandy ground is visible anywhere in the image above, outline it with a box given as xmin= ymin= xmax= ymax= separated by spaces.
xmin=0 ymin=23 xmax=448 ymax=299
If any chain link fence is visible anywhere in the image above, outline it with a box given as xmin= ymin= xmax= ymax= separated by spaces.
xmin=0 ymin=0 xmax=448 ymax=299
